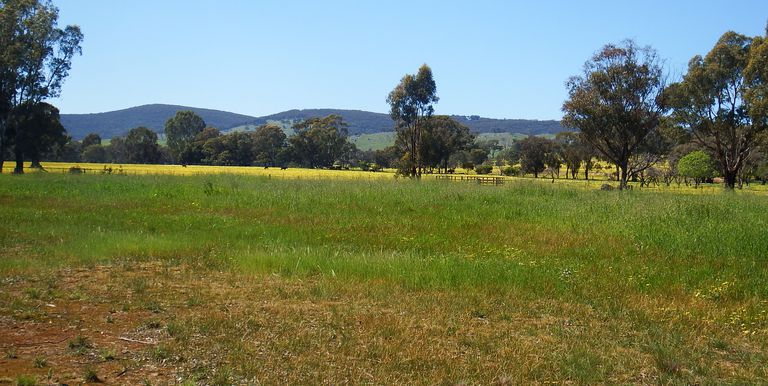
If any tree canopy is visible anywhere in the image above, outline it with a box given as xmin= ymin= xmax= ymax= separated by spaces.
xmin=164 ymin=110 xmax=206 ymax=163
xmin=562 ymin=40 xmax=665 ymax=189
xmin=387 ymin=64 xmax=439 ymax=178
xmin=0 ymin=0 xmax=83 ymax=173
xmin=665 ymin=31 xmax=768 ymax=189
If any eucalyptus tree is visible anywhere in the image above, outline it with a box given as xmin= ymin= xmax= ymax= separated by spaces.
xmin=665 ymin=31 xmax=768 ymax=189
xmin=251 ymin=124 xmax=286 ymax=167
xmin=0 ymin=0 xmax=83 ymax=173
xmin=164 ymin=110 xmax=206 ymax=162
xmin=387 ymin=64 xmax=439 ymax=178
xmin=562 ymin=40 xmax=666 ymax=189
xmin=419 ymin=115 xmax=474 ymax=172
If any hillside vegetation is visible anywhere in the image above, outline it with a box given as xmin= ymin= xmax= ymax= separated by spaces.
xmin=60 ymin=104 xmax=566 ymax=139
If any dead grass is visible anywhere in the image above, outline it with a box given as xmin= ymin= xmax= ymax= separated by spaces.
xmin=1 ymin=261 xmax=765 ymax=384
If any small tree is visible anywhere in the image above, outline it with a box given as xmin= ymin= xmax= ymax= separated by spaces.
xmin=81 ymin=133 xmax=101 ymax=148
xmin=677 ymin=150 xmax=714 ymax=188
xmin=288 ymin=115 xmax=352 ymax=168
xmin=124 ymin=127 xmax=161 ymax=164
xmin=252 ymin=124 xmax=286 ymax=167
xmin=387 ymin=64 xmax=439 ymax=178
xmin=7 ymin=102 xmax=66 ymax=170
xmin=164 ymin=110 xmax=206 ymax=162
xmin=519 ymin=136 xmax=553 ymax=178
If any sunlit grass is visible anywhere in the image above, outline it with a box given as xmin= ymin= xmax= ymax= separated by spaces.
xmin=0 ymin=172 xmax=766 ymax=383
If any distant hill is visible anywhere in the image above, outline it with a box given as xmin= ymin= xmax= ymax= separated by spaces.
xmin=60 ymin=104 xmax=567 ymax=140
xmin=60 ymin=104 xmax=258 ymax=139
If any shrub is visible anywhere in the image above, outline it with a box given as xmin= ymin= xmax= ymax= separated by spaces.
xmin=501 ymin=165 xmax=519 ymax=176
xmin=475 ymin=164 xmax=493 ymax=175
xmin=678 ymin=150 xmax=714 ymax=187
xmin=68 ymin=166 xmax=84 ymax=174
xmin=15 ymin=375 xmax=36 ymax=386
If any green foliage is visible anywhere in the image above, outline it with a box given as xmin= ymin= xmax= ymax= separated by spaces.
xmin=14 ymin=375 xmax=36 ymax=386
xmin=666 ymin=31 xmax=768 ymax=189
xmin=0 ymin=0 xmax=82 ymax=173
xmin=251 ymin=124 xmax=287 ymax=166
xmin=563 ymin=40 xmax=665 ymax=189
xmin=474 ymin=164 xmax=493 ymax=174
xmin=519 ymin=136 xmax=555 ymax=178
xmin=7 ymin=102 xmax=68 ymax=173
xmin=288 ymin=115 xmax=353 ymax=168
xmin=387 ymin=64 xmax=439 ymax=178
xmin=678 ymin=150 xmax=714 ymax=187
xmin=82 ymin=144 xmax=108 ymax=163
xmin=125 ymin=127 xmax=162 ymax=164
xmin=419 ymin=116 xmax=474 ymax=172
xmin=81 ymin=133 xmax=102 ymax=148
xmin=83 ymin=368 xmax=100 ymax=383
xmin=500 ymin=165 xmax=519 ymax=176
xmin=164 ymin=110 xmax=206 ymax=162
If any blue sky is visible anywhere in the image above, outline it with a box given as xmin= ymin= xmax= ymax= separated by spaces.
xmin=51 ymin=1 xmax=767 ymax=120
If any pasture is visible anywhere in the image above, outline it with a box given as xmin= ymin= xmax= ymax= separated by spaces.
xmin=0 ymin=173 xmax=766 ymax=384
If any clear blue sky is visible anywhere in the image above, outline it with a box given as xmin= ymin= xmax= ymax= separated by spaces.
xmin=51 ymin=1 xmax=767 ymax=120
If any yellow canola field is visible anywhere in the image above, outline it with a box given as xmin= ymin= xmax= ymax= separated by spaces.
xmin=4 ymin=161 xmax=766 ymax=194
xmin=2 ymin=162 xmax=397 ymax=180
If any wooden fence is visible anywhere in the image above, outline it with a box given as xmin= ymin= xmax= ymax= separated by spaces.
xmin=433 ymin=175 xmax=505 ymax=186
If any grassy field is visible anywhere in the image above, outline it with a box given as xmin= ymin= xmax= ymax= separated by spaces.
xmin=350 ymin=132 xmax=397 ymax=151
xmin=0 ymin=173 xmax=767 ymax=384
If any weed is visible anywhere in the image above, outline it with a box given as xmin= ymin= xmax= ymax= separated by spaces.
xmin=151 ymin=344 xmax=171 ymax=362
xmin=100 ymin=350 xmax=117 ymax=361
xmin=68 ymin=335 xmax=92 ymax=354
xmin=15 ymin=375 xmax=37 ymax=386
xmin=83 ymin=367 xmax=100 ymax=383
xmin=143 ymin=319 xmax=163 ymax=329
xmin=33 ymin=356 xmax=47 ymax=368
xmin=24 ymin=287 xmax=41 ymax=300
xmin=5 ymin=346 xmax=17 ymax=359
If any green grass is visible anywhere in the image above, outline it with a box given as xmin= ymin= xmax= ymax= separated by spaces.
xmin=0 ymin=173 xmax=767 ymax=383
xmin=1 ymin=173 xmax=765 ymax=297
xmin=349 ymin=131 xmax=396 ymax=151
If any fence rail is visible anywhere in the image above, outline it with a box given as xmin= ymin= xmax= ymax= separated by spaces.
xmin=434 ymin=175 xmax=505 ymax=186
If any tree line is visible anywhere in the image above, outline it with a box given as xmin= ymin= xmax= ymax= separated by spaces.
xmin=384 ymin=29 xmax=768 ymax=189
xmin=2 ymin=0 xmax=767 ymax=189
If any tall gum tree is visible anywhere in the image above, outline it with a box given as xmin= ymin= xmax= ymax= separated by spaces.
xmin=387 ymin=64 xmax=439 ymax=178
xmin=0 ymin=0 xmax=83 ymax=173
xmin=665 ymin=31 xmax=768 ymax=189
xmin=562 ymin=40 xmax=665 ymax=190
xmin=164 ymin=110 xmax=206 ymax=163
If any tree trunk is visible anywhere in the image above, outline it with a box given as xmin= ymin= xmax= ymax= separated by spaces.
xmin=723 ymin=170 xmax=737 ymax=190
xmin=13 ymin=146 xmax=24 ymax=174
xmin=618 ymin=161 xmax=629 ymax=190
xmin=0 ymin=119 xmax=5 ymax=174
xmin=584 ymin=168 xmax=589 ymax=181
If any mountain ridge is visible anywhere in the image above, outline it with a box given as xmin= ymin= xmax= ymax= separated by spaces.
xmin=60 ymin=104 xmax=566 ymax=139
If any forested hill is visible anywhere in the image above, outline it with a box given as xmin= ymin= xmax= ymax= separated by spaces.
xmin=60 ymin=104 xmax=258 ymax=139
xmin=60 ymin=104 xmax=567 ymax=139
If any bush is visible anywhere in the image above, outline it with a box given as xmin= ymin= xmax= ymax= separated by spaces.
xmin=501 ymin=165 xmax=519 ymax=176
xmin=68 ymin=166 xmax=84 ymax=174
xmin=475 ymin=164 xmax=493 ymax=174
xmin=678 ymin=150 xmax=714 ymax=187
